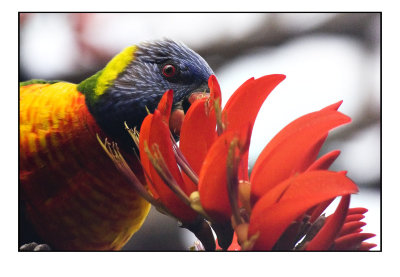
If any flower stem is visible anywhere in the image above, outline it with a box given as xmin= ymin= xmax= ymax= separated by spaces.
xmin=170 ymin=133 xmax=199 ymax=185
xmin=213 ymin=98 xmax=225 ymax=136
xmin=227 ymin=137 xmax=243 ymax=226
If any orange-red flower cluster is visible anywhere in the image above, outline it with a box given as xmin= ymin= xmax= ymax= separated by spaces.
xmin=102 ymin=74 xmax=376 ymax=251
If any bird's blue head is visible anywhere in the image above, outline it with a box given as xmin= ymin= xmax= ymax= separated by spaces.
xmin=79 ymin=39 xmax=214 ymax=149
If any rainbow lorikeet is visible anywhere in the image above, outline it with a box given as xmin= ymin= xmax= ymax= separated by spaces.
xmin=19 ymin=39 xmax=213 ymax=250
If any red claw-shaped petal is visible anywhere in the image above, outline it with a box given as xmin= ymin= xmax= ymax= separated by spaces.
xmin=344 ymin=207 xmax=368 ymax=222
xmin=333 ymin=233 xmax=376 ymax=250
xmin=198 ymin=131 xmax=240 ymax=222
xmin=223 ymin=74 xmax=286 ymax=180
xmin=139 ymin=113 xmax=158 ymax=198
xmin=149 ymin=110 xmax=198 ymax=222
xmin=139 ymin=90 xmax=197 ymax=222
xmin=179 ymin=75 xmax=222 ymax=188
xmin=250 ymin=105 xmax=351 ymax=204
xmin=345 ymin=214 xmax=365 ymax=223
xmin=209 ymin=74 xmax=222 ymax=102
xmin=179 ymin=100 xmax=217 ymax=182
xmin=139 ymin=90 xmax=174 ymax=199
xmin=306 ymin=195 xmax=351 ymax=251
xmin=347 ymin=207 xmax=368 ymax=215
xmin=159 ymin=89 xmax=185 ymax=139
xmin=321 ymin=100 xmax=343 ymax=111
xmin=157 ymin=89 xmax=173 ymax=123
xmin=338 ymin=221 xmax=367 ymax=237
xmin=358 ymin=242 xmax=378 ymax=251
xmin=248 ymin=171 xmax=358 ymax=250
xmin=306 ymin=150 xmax=341 ymax=171
xmin=223 ymin=75 xmax=286 ymax=132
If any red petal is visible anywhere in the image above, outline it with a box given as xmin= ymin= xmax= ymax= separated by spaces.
xmin=254 ymin=171 xmax=358 ymax=211
xmin=179 ymin=98 xmax=218 ymax=185
xmin=146 ymin=110 xmax=197 ymax=222
xmin=333 ymin=233 xmax=376 ymax=250
xmin=198 ymin=131 xmax=241 ymax=222
xmin=223 ymin=74 xmax=286 ymax=180
xmin=248 ymin=199 xmax=307 ymax=250
xmin=306 ymin=150 xmax=342 ymax=222
xmin=345 ymin=214 xmax=365 ymax=223
xmin=321 ymin=100 xmax=343 ymax=111
xmin=209 ymin=74 xmax=222 ymax=102
xmin=358 ymin=242 xmax=377 ymax=251
xmin=139 ymin=113 xmax=158 ymax=198
xmin=338 ymin=221 xmax=367 ymax=237
xmin=306 ymin=195 xmax=351 ymax=250
xmin=306 ymin=150 xmax=341 ymax=171
xmin=250 ymin=107 xmax=351 ymax=204
xmin=248 ymin=171 xmax=358 ymax=250
xmin=178 ymin=75 xmax=222 ymax=188
xmin=138 ymin=89 xmax=174 ymax=199
xmin=348 ymin=207 xmax=368 ymax=215
xmin=309 ymin=198 xmax=335 ymax=223
xmin=157 ymin=89 xmax=173 ymax=123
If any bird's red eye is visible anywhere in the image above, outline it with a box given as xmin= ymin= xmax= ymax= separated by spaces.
xmin=162 ymin=64 xmax=177 ymax=78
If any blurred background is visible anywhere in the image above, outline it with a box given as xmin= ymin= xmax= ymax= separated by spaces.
xmin=19 ymin=12 xmax=381 ymax=250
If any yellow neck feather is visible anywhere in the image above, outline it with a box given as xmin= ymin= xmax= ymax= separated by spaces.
xmin=94 ymin=45 xmax=137 ymax=97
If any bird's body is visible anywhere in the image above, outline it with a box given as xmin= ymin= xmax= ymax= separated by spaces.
xmin=19 ymin=39 xmax=213 ymax=250
xmin=19 ymin=82 xmax=150 ymax=250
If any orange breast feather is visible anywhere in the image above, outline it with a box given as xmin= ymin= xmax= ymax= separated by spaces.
xmin=19 ymin=82 xmax=150 ymax=250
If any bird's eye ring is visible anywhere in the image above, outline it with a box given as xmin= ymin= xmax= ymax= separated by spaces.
xmin=162 ymin=64 xmax=177 ymax=78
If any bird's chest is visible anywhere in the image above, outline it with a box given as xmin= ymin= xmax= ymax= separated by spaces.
xmin=20 ymin=91 xmax=149 ymax=250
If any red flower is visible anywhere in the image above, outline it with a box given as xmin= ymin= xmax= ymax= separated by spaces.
xmin=191 ymin=75 xmax=375 ymax=250
xmin=101 ymin=74 xmax=376 ymax=251
xmin=138 ymin=90 xmax=198 ymax=223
